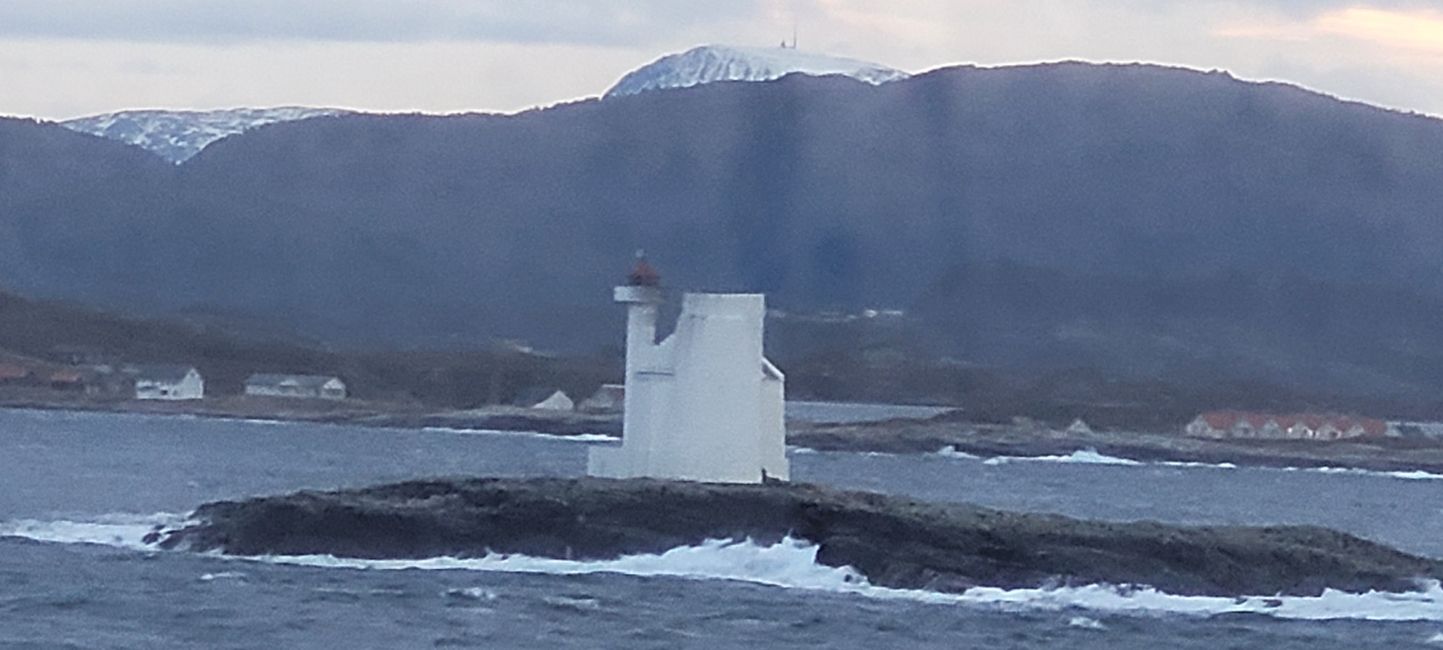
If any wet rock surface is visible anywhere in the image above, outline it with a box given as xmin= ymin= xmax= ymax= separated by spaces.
xmin=155 ymin=477 xmax=1442 ymax=597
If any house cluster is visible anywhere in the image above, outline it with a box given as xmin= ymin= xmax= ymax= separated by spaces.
xmin=513 ymin=384 xmax=625 ymax=414
xmin=129 ymin=367 xmax=349 ymax=401
xmin=1185 ymin=411 xmax=1395 ymax=440
xmin=125 ymin=366 xmax=350 ymax=402
xmin=2 ymin=349 xmax=350 ymax=403
xmin=0 ymin=361 xmax=209 ymax=400
xmin=244 ymin=374 xmax=347 ymax=400
xmin=0 ymin=362 xmax=92 ymax=392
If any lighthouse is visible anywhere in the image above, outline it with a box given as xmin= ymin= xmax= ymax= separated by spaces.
xmin=588 ymin=255 xmax=789 ymax=483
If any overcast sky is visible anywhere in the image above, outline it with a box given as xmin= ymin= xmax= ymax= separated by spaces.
xmin=2 ymin=0 xmax=1441 ymax=120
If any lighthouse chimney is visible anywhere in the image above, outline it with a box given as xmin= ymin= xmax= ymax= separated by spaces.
xmin=615 ymin=251 xmax=663 ymax=374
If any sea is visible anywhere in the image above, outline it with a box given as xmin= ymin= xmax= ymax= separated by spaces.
xmin=2 ymin=407 xmax=1442 ymax=649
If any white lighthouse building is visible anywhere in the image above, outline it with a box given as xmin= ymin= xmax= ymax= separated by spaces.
xmin=587 ymin=257 xmax=789 ymax=484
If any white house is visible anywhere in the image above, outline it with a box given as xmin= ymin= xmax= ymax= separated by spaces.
xmin=133 ymin=365 xmax=204 ymax=400
xmin=588 ymin=257 xmax=788 ymax=484
xmin=245 ymin=374 xmax=347 ymax=400
xmin=578 ymin=384 xmax=625 ymax=413
xmin=514 ymin=388 xmax=574 ymax=411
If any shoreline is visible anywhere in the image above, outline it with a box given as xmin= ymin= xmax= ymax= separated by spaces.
xmin=151 ymin=476 xmax=1443 ymax=598
xmin=788 ymin=418 xmax=1443 ymax=475
xmin=5 ymin=393 xmax=1443 ymax=475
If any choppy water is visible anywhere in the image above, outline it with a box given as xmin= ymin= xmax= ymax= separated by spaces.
xmin=2 ymin=408 xmax=1443 ymax=648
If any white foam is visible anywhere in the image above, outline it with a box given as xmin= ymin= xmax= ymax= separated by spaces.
xmin=949 ymin=448 xmax=1436 ymax=481
xmin=0 ymin=512 xmax=184 ymax=550
xmin=1427 ymin=632 xmax=1443 ymax=645
xmin=1283 ymin=466 xmax=1443 ymax=481
xmin=1068 ymin=615 xmax=1107 ymax=630
xmin=932 ymin=445 xmax=980 ymax=460
xmin=1159 ymin=460 xmax=1239 ymax=469
xmin=947 ymin=581 xmax=1443 ymax=621
xmin=983 ymin=449 xmax=1143 ymax=466
xmin=6 ymin=518 xmax=1442 ymax=622
xmin=252 ymin=536 xmax=868 ymax=593
xmin=254 ymin=541 xmax=1443 ymax=621
xmin=445 ymin=587 xmax=498 ymax=602
xmin=420 ymin=426 xmax=618 ymax=443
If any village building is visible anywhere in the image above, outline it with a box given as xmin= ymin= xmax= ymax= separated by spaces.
xmin=513 ymin=387 xmax=574 ymax=411
xmin=1185 ymin=411 xmax=1392 ymax=441
xmin=131 ymin=365 xmax=204 ymax=400
xmin=578 ymin=384 xmax=625 ymax=414
xmin=47 ymin=369 xmax=87 ymax=392
xmin=244 ymin=373 xmax=347 ymax=400
xmin=0 ymin=363 xmax=32 ymax=385
xmin=588 ymin=256 xmax=788 ymax=484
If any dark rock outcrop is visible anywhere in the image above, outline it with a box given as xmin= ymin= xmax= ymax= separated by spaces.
xmin=154 ymin=477 xmax=1442 ymax=597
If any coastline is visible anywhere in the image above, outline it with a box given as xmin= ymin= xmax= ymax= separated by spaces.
xmin=789 ymin=418 xmax=1443 ymax=474
xmin=5 ymin=391 xmax=1443 ymax=475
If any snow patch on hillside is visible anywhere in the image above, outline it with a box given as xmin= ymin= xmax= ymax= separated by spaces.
xmin=606 ymin=45 xmax=908 ymax=98
xmin=61 ymin=107 xmax=350 ymax=163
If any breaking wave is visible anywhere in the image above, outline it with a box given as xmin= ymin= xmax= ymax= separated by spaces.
xmin=937 ymin=447 xmax=1442 ymax=481
xmin=982 ymin=449 xmax=1143 ymax=466
xmin=1281 ymin=466 xmax=1443 ymax=481
xmin=420 ymin=426 xmax=618 ymax=443
xmin=6 ymin=515 xmax=1442 ymax=622
xmin=257 ymin=536 xmax=867 ymax=593
xmin=932 ymin=445 xmax=980 ymax=460
xmin=0 ymin=512 xmax=185 ymax=550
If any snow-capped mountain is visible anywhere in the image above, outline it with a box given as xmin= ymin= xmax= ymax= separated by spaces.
xmin=605 ymin=45 xmax=909 ymax=98
xmin=61 ymin=107 xmax=350 ymax=163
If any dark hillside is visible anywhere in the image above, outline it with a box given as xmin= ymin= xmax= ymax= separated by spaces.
xmin=0 ymin=290 xmax=614 ymax=406
xmin=2 ymin=62 xmax=1442 ymax=404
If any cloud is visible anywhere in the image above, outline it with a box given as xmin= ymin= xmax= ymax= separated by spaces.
xmin=0 ymin=0 xmax=765 ymax=46
xmin=1316 ymin=6 xmax=1443 ymax=55
xmin=1216 ymin=4 xmax=1443 ymax=57
xmin=2 ymin=1 xmax=1442 ymax=120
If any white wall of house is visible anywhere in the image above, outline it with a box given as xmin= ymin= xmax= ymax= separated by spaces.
xmin=531 ymin=391 xmax=574 ymax=410
xmin=1184 ymin=417 xmax=1222 ymax=438
xmin=135 ymin=369 xmax=204 ymax=400
xmin=319 ymin=378 xmax=346 ymax=400
xmin=578 ymin=384 xmax=624 ymax=413
xmin=245 ymin=376 xmax=347 ymax=400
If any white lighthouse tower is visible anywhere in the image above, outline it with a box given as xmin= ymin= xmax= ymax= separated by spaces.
xmin=588 ymin=255 xmax=789 ymax=484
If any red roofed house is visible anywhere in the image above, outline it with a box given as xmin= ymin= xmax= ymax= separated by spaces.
xmin=48 ymin=369 xmax=86 ymax=392
xmin=0 ymin=363 xmax=32 ymax=384
xmin=1185 ymin=411 xmax=1237 ymax=438
xmin=1185 ymin=411 xmax=1396 ymax=441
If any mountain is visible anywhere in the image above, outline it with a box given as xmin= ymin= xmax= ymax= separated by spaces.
xmin=605 ymin=44 xmax=908 ymax=97
xmin=5 ymin=62 xmax=1443 ymax=406
xmin=60 ymin=107 xmax=350 ymax=163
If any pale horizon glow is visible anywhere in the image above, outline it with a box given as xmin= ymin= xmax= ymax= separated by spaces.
xmin=2 ymin=1 xmax=1441 ymax=121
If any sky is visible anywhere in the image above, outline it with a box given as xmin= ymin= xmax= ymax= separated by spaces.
xmin=1 ymin=0 xmax=1441 ymax=120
